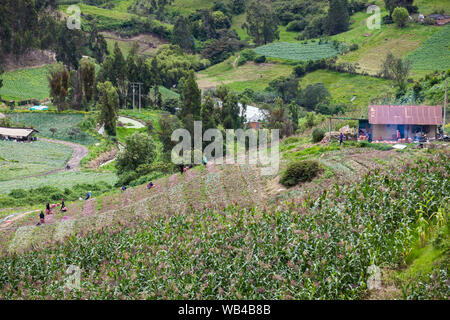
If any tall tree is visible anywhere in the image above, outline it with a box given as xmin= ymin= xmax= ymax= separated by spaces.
xmin=48 ymin=64 xmax=70 ymax=112
xmin=325 ymin=0 xmax=350 ymax=35
xmin=172 ymin=16 xmax=195 ymax=52
xmin=201 ymin=94 xmax=217 ymax=130
xmin=380 ymin=53 xmax=411 ymax=92
xmin=97 ymin=81 xmax=119 ymax=136
xmin=180 ymin=70 xmax=202 ymax=120
xmin=384 ymin=0 xmax=414 ymax=16
xmin=81 ymin=59 xmax=96 ymax=104
xmin=55 ymin=24 xmax=85 ymax=70
xmin=243 ymin=0 xmax=280 ymax=45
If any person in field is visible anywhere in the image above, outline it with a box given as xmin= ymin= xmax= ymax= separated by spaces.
xmin=45 ymin=202 xmax=52 ymax=215
xmin=85 ymin=191 xmax=92 ymax=200
xmin=121 ymin=185 xmax=127 ymax=192
xmin=339 ymin=132 xmax=344 ymax=145
xmin=179 ymin=164 xmax=184 ymax=175
xmin=37 ymin=211 xmax=45 ymax=225
xmin=60 ymin=198 xmax=67 ymax=212
xmin=147 ymin=181 xmax=155 ymax=190
xmin=202 ymin=156 xmax=208 ymax=166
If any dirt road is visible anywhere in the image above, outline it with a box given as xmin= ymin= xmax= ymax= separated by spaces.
xmin=21 ymin=138 xmax=89 ymax=178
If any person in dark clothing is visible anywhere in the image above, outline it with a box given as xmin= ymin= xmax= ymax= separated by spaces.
xmin=85 ymin=191 xmax=92 ymax=200
xmin=339 ymin=132 xmax=344 ymax=145
xmin=46 ymin=202 xmax=51 ymax=215
xmin=121 ymin=185 xmax=127 ymax=192
xmin=179 ymin=164 xmax=184 ymax=175
xmin=37 ymin=211 xmax=45 ymax=226
xmin=61 ymin=198 xmax=67 ymax=212
xmin=147 ymin=181 xmax=155 ymax=189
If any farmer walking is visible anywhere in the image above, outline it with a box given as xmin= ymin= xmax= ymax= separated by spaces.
xmin=61 ymin=198 xmax=67 ymax=212
xmin=38 ymin=211 xmax=45 ymax=225
xmin=46 ymin=202 xmax=52 ymax=215
xmin=339 ymin=132 xmax=344 ymax=145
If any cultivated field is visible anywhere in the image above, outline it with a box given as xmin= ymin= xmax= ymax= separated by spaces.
xmin=254 ymin=42 xmax=339 ymax=62
xmin=0 ymin=65 xmax=52 ymax=101
xmin=197 ymin=57 xmax=293 ymax=92
xmin=333 ymin=9 xmax=441 ymax=77
xmin=0 ymin=146 xmax=447 ymax=299
xmin=406 ymin=24 xmax=450 ymax=72
xmin=0 ymin=140 xmax=72 ymax=181
xmin=0 ymin=170 xmax=117 ymax=195
xmin=300 ymin=70 xmax=394 ymax=113
xmin=8 ymin=113 xmax=99 ymax=145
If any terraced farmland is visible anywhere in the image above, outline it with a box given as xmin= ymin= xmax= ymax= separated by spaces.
xmin=0 ymin=148 xmax=447 ymax=299
xmin=254 ymin=42 xmax=339 ymax=62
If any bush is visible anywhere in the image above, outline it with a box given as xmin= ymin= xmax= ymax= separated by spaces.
xmin=280 ymin=160 xmax=321 ymax=187
xmin=254 ymin=55 xmax=266 ymax=63
xmin=286 ymin=20 xmax=306 ymax=32
xmin=312 ymin=128 xmax=325 ymax=143
xmin=9 ymin=189 xmax=28 ymax=199
xmin=392 ymin=7 xmax=409 ymax=28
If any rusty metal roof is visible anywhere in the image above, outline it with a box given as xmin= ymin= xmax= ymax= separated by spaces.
xmin=368 ymin=105 xmax=442 ymax=125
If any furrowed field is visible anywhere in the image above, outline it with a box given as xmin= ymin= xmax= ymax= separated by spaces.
xmin=8 ymin=113 xmax=98 ymax=145
xmin=0 ymin=141 xmax=72 ymax=181
xmin=0 ymin=65 xmax=51 ymax=101
xmin=406 ymin=24 xmax=450 ymax=72
xmin=0 ymin=151 xmax=447 ymax=299
xmin=254 ymin=42 xmax=339 ymax=62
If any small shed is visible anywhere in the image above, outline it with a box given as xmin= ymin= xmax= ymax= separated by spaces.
xmin=367 ymin=105 xmax=442 ymax=141
xmin=0 ymin=127 xmax=39 ymax=142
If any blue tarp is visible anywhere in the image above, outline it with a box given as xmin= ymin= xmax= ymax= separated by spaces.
xmin=30 ymin=105 xmax=48 ymax=111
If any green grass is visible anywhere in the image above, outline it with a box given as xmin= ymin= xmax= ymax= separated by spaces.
xmin=300 ymin=69 xmax=394 ymax=113
xmin=254 ymin=42 xmax=339 ymax=62
xmin=333 ymin=6 xmax=441 ymax=77
xmin=0 ymin=170 xmax=117 ymax=194
xmin=197 ymin=56 xmax=293 ymax=92
xmin=415 ymin=0 xmax=450 ymax=14
xmin=278 ymin=25 xmax=300 ymax=42
xmin=8 ymin=113 xmax=99 ymax=145
xmin=169 ymin=0 xmax=213 ymax=14
xmin=406 ymin=24 xmax=450 ymax=71
xmin=0 ymin=65 xmax=52 ymax=101
xmin=0 ymin=141 xmax=73 ymax=181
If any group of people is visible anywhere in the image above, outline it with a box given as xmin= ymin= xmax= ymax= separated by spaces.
xmin=178 ymin=156 xmax=208 ymax=175
xmin=37 ymin=198 xmax=67 ymax=226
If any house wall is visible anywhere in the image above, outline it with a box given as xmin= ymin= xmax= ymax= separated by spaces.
xmin=372 ymin=124 xmax=438 ymax=140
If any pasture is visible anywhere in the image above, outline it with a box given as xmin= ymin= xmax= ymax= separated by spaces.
xmin=253 ymin=42 xmax=339 ymax=62
xmin=301 ymin=70 xmax=394 ymax=114
xmin=8 ymin=113 xmax=99 ymax=146
xmin=0 ymin=141 xmax=72 ymax=181
xmin=197 ymin=57 xmax=293 ymax=92
xmin=0 ymin=65 xmax=51 ymax=101
xmin=333 ymin=9 xmax=440 ymax=77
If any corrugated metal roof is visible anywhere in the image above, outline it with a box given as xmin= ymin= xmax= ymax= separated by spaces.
xmin=0 ymin=127 xmax=38 ymax=137
xmin=368 ymin=105 xmax=442 ymax=125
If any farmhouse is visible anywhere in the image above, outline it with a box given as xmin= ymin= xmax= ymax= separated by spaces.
xmin=359 ymin=105 xmax=442 ymax=141
xmin=0 ymin=127 xmax=39 ymax=142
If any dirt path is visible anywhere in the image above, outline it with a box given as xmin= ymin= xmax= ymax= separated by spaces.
xmin=20 ymin=138 xmax=89 ymax=179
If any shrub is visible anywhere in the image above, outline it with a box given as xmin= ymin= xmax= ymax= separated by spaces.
xmin=312 ymin=128 xmax=325 ymax=143
xmin=286 ymin=20 xmax=306 ymax=32
xmin=392 ymin=7 xmax=409 ymax=28
xmin=9 ymin=189 xmax=28 ymax=199
xmin=280 ymin=160 xmax=321 ymax=187
xmin=254 ymin=55 xmax=266 ymax=63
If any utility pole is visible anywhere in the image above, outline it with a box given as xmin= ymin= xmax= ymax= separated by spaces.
xmin=130 ymin=82 xmax=143 ymax=112
xmin=444 ymin=79 xmax=447 ymax=135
